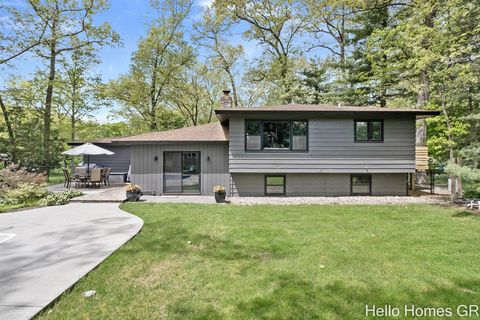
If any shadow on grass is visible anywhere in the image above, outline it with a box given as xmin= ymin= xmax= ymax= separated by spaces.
xmin=452 ymin=210 xmax=480 ymax=219
xmin=234 ymin=273 xmax=480 ymax=319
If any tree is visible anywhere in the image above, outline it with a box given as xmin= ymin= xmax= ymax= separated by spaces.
xmin=1 ymin=76 xmax=64 ymax=169
xmin=26 ymin=0 xmax=119 ymax=173
xmin=345 ymin=2 xmax=392 ymax=107
xmin=172 ymin=64 xmax=226 ymax=125
xmin=305 ymin=1 xmax=352 ymax=65
xmin=106 ymin=0 xmax=194 ymax=131
xmin=57 ymin=46 xmax=103 ymax=141
xmin=214 ymin=0 xmax=308 ymax=103
xmin=193 ymin=8 xmax=243 ymax=108
xmin=0 ymin=2 xmax=49 ymax=163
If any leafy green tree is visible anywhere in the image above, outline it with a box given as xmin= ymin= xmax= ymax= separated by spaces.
xmin=193 ymin=8 xmax=243 ymax=108
xmin=171 ymin=64 xmax=226 ymax=125
xmin=105 ymin=0 xmax=193 ymax=131
xmin=0 ymin=2 xmax=50 ymax=163
xmin=17 ymin=0 xmax=119 ymax=173
xmin=57 ymin=46 xmax=104 ymax=141
xmin=215 ymin=0 xmax=308 ymax=103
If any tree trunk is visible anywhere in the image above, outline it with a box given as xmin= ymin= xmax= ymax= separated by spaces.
xmin=71 ymin=88 xmax=76 ymax=141
xmin=280 ymin=56 xmax=292 ymax=104
xmin=43 ymin=48 xmax=56 ymax=175
xmin=226 ymin=69 xmax=239 ymax=108
xmin=440 ymin=92 xmax=460 ymax=199
xmin=149 ymin=111 xmax=157 ymax=131
xmin=71 ymin=113 xmax=76 ymax=142
xmin=0 ymin=94 xmax=17 ymax=163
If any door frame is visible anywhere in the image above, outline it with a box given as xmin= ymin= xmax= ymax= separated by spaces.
xmin=163 ymin=151 xmax=201 ymax=194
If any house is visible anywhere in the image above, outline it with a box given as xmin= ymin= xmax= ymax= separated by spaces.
xmin=73 ymin=91 xmax=439 ymax=196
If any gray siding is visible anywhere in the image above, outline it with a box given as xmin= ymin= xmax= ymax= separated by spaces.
xmin=232 ymin=173 xmax=406 ymax=196
xmin=371 ymin=173 xmax=407 ymax=196
xmin=83 ymin=145 xmax=131 ymax=172
xmin=229 ymin=117 xmax=416 ymax=173
xmin=130 ymin=143 xmax=229 ymax=195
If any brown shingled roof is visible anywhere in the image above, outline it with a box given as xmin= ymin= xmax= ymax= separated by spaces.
xmin=112 ymin=122 xmax=228 ymax=143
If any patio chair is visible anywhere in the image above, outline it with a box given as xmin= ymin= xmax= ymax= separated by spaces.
xmin=102 ymin=167 xmax=111 ymax=186
xmin=89 ymin=168 xmax=102 ymax=188
xmin=75 ymin=167 xmax=88 ymax=187
xmin=63 ymin=168 xmax=76 ymax=189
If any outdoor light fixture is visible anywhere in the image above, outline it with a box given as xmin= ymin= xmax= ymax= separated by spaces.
xmin=154 ymin=156 xmax=158 ymax=161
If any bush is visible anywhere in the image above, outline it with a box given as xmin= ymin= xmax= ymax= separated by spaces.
xmin=39 ymin=193 xmax=71 ymax=206
xmin=463 ymin=183 xmax=480 ymax=199
xmin=38 ymin=190 xmax=83 ymax=206
xmin=0 ymin=183 xmax=49 ymax=205
xmin=64 ymin=190 xmax=84 ymax=199
xmin=0 ymin=164 xmax=45 ymax=189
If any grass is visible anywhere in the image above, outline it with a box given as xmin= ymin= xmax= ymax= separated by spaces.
xmin=38 ymin=204 xmax=480 ymax=319
xmin=47 ymin=168 xmax=64 ymax=186
xmin=0 ymin=200 xmax=41 ymax=213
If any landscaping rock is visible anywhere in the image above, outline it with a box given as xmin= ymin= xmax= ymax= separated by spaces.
xmin=82 ymin=290 xmax=96 ymax=298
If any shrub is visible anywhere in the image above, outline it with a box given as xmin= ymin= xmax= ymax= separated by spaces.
xmin=0 ymin=183 xmax=49 ymax=205
xmin=463 ymin=183 xmax=480 ymax=199
xmin=64 ymin=190 xmax=83 ymax=199
xmin=39 ymin=193 xmax=71 ymax=206
xmin=0 ymin=164 xmax=45 ymax=189
xmin=38 ymin=190 xmax=83 ymax=206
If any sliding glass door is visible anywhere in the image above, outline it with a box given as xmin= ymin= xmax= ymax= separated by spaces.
xmin=163 ymin=151 xmax=200 ymax=194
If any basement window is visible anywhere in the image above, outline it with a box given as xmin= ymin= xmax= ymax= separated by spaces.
xmin=351 ymin=174 xmax=372 ymax=195
xmin=265 ymin=175 xmax=286 ymax=196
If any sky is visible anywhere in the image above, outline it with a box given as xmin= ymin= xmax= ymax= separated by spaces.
xmin=1 ymin=0 xmax=263 ymax=123
xmin=1 ymin=0 xmax=323 ymax=123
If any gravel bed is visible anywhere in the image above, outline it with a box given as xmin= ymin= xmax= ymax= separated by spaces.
xmin=230 ymin=195 xmax=447 ymax=205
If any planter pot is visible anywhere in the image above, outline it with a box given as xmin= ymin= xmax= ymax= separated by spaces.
xmin=215 ymin=192 xmax=226 ymax=203
xmin=126 ymin=191 xmax=141 ymax=202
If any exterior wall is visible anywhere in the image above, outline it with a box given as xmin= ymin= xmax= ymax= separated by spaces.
xmin=232 ymin=173 xmax=407 ymax=196
xmin=83 ymin=145 xmax=131 ymax=172
xmin=130 ymin=143 xmax=229 ymax=196
xmin=371 ymin=173 xmax=407 ymax=196
xmin=229 ymin=116 xmax=416 ymax=173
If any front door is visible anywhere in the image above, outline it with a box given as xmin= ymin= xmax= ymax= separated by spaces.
xmin=163 ymin=151 xmax=200 ymax=194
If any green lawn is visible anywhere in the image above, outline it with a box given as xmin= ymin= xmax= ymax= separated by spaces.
xmin=47 ymin=168 xmax=64 ymax=186
xmin=0 ymin=200 xmax=41 ymax=213
xmin=38 ymin=204 xmax=480 ymax=319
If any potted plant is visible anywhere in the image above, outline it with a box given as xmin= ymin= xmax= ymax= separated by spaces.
xmin=214 ymin=185 xmax=226 ymax=203
xmin=126 ymin=183 xmax=142 ymax=202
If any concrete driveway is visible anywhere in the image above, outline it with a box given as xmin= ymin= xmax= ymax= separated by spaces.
xmin=0 ymin=203 xmax=143 ymax=319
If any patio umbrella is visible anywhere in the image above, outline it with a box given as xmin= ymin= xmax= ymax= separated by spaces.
xmin=62 ymin=143 xmax=115 ymax=174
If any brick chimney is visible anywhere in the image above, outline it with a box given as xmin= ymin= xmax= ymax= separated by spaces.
xmin=220 ymin=90 xmax=232 ymax=108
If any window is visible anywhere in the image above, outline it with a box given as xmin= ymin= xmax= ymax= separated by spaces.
xmin=292 ymin=121 xmax=308 ymax=150
xmin=246 ymin=120 xmax=261 ymax=150
xmin=265 ymin=175 xmax=285 ymax=195
xmin=245 ymin=120 xmax=308 ymax=151
xmin=355 ymin=120 xmax=383 ymax=142
xmin=263 ymin=121 xmax=290 ymax=149
xmin=351 ymin=174 xmax=371 ymax=195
